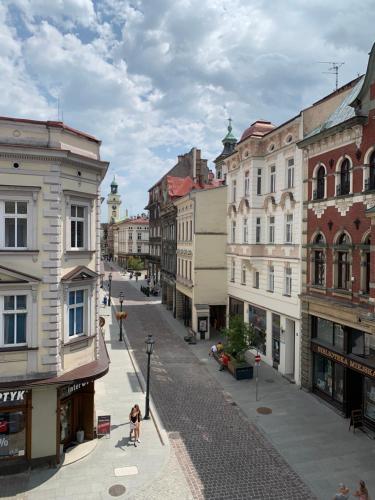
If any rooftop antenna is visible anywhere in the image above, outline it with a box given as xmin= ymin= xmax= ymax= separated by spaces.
xmin=318 ymin=61 xmax=345 ymax=91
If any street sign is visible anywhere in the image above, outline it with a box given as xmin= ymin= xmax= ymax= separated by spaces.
xmin=255 ymin=354 xmax=261 ymax=364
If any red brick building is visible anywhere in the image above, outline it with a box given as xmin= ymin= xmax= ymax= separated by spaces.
xmin=298 ymin=44 xmax=375 ymax=428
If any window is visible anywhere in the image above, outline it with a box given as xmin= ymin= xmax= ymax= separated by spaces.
xmin=270 ymin=166 xmax=276 ymax=193
xmin=253 ymin=271 xmax=259 ymax=289
xmin=268 ymin=216 xmax=275 ymax=243
xmin=2 ymin=295 xmax=27 ymax=346
xmin=313 ymin=233 xmax=325 ymax=286
xmin=0 ymin=409 xmax=26 ymax=458
xmin=230 ymin=259 xmax=235 ymax=282
xmin=256 ymin=169 xmax=262 ymax=195
xmin=284 ymin=267 xmax=292 ymax=296
xmin=68 ymin=290 xmax=84 ymax=337
xmin=338 ymin=159 xmax=350 ymax=195
xmin=137 ymin=232 xmax=142 ymax=240
xmin=189 ymin=261 xmax=192 ymax=281
xmin=231 ymin=220 xmax=236 ymax=243
xmin=241 ymin=265 xmax=246 ymax=285
xmin=189 ymin=220 xmax=192 ymax=240
xmin=363 ymin=235 xmax=371 ymax=294
xmin=129 ymin=231 xmax=133 ymax=240
xmin=349 ymin=329 xmax=375 ymax=363
xmin=137 ymin=244 xmax=142 ymax=253
xmin=368 ymin=151 xmax=375 ymax=191
xmin=315 ymin=165 xmax=325 ymax=200
xmin=244 ymin=171 xmax=250 ymax=196
xmin=255 ymin=217 xmax=261 ymax=243
xmin=268 ymin=265 xmax=274 ymax=292
xmin=71 ymin=205 xmax=85 ymax=248
xmin=312 ymin=316 xmax=344 ymax=350
xmin=337 ymin=233 xmax=350 ymax=290
xmin=232 ymin=180 xmax=237 ymax=203
xmin=285 ymin=214 xmax=293 ymax=243
xmin=4 ymin=201 xmax=27 ymax=248
xmin=243 ymin=218 xmax=248 ymax=243
xmin=287 ymin=158 xmax=294 ymax=188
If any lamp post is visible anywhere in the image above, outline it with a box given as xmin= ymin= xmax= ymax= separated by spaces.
xmin=144 ymin=335 xmax=155 ymax=420
xmin=108 ymin=272 xmax=112 ymax=306
xmin=119 ymin=291 xmax=124 ymax=342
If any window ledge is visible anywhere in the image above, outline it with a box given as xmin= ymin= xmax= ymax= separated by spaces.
xmin=63 ymin=334 xmax=95 ymax=347
xmin=283 ymin=293 xmax=292 ymax=297
xmin=65 ymin=250 xmax=96 ymax=258
xmin=332 ymin=289 xmax=352 ymax=297
xmin=267 ymin=290 xmax=274 ymax=293
xmin=0 ymin=250 xmax=39 ymax=254
xmin=0 ymin=346 xmax=37 ymax=353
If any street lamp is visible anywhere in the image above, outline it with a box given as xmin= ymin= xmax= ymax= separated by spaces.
xmin=108 ymin=272 xmax=112 ymax=306
xmin=144 ymin=335 xmax=155 ymax=420
xmin=119 ymin=292 xmax=124 ymax=342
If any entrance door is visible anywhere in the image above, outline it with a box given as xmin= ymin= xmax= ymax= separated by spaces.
xmin=345 ymin=369 xmax=363 ymax=418
xmin=285 ymin=318 xmax=295 ymax=378
xmin=60 ymin=399 xmax=73 ymax=446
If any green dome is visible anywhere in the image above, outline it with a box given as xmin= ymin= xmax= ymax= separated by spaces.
xmin=111 ymin=176 xmax=118 ymax=187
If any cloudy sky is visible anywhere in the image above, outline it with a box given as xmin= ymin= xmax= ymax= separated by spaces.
xmin=1 ymin=0 xmax=375 ymax=217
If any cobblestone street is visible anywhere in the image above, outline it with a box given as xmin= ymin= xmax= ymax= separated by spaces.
xmin=108 ymin=268 xmax=315 ymax=500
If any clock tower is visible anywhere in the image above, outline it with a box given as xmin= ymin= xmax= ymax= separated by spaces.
xmin=107 ymin=176 xmax=122 ymax=223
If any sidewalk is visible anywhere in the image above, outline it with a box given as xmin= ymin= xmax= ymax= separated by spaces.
xmin=153 ymin=301 xmax=375 ymax=500
xmin=1 ymin=278 xmax=173 ymax=500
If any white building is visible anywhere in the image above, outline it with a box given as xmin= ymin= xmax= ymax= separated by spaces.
xmin=0 ymin=116 xmax=108 ymax=470
xmin=114 ymin=216 xmax=149 ymax=268
xmin=223 ymin=118 xmax=303 ymax=384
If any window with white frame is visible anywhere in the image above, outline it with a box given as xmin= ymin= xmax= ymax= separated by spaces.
xmin=256 ymin=217 xmax=261 ymax=243
xmin=243 ymin=218 xmax=248 ymax=243
xmin=253 ymin=271 xmax=260 ymax=289
xmin=257 ymin=169 xmax=262 ymax=195
xmin=244 ymin=171 xmax=250 ymax=196
xmin=137 ymin=244 xmax=142 ymax=253
xmin=241 ymin=265 xmax=246 ymax=285
xmin=70 ymin=205 xmax=86 ymax=248
xmin=268 ymin=265 xmax=274 ymax=292
xmin=232 ymin=180 xmax=237 ymax=202
xmin=287 ymin=158 xmax=294 ymax=188
xmin=137 ymin=232 xmax=142 ymax=240
xmin=270 ymin=165 xmax=276 ymax=193
xmin=269 ymin=216 xmax=275 ymax=243
xmin=4 ymin=201 xmax=28 ymax=248
xmin=284 ymin=267 xmax=292 ymax=296
xmin=1 ymin=295 xmax=27 ymax=346
xmin=285 ymin=214 xmax=293 ymax=243
xmin=231 ymin=220 xmax=236 ymax=243
xmin=68 ymin=290 xmax=85 ymax=337
xmin=129 ymin=231 xmax=133 ymax=240
xmin=231 ymin=259 xmax=235 ymax=282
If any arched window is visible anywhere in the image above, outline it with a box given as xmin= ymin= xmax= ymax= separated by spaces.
xmin=337 ymin=233 xmax=350 ymax=290
xmin=363 ymin=234 xmax=371 ymax=294
xmin=339 ymin=159 xmax=350 ymax=195
xmin=313 ymin=233 xmax=325 ymax=286
xmin=316 ymin=166 xmax=325 ymax=199
xmin=369 ymin=151 xmax=375 ymax=191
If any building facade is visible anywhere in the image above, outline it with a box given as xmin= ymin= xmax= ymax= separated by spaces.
xmin=298 ymin=46 xmax=375 ymax=428
xmin=175 ymin=185 xmax=227 ymax=339
xmin=0 ymin=117 xmax=109 ymax=471
xmin=223 ymin=118 xmax=304 ymax=384
xmin=113 ymin=216 xmax=149 ymax=268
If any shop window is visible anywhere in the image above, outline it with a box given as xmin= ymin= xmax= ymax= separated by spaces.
xmin=0 ymin=411 xmax=26 ymax=458
xmin=312 ymin=316 xmax=345 ymax=350
xmin=1 ymin=295 xmax=27 ymax=346
xmin=248 ymin=305 xmax=266 ymax=355
xmin=349 ymin=329 xmax=375 ymax=365
xmin=364 ymin=378 xmax=375 ymax=422
xmin=314 ymin=355 xmax=333 ymax=396
xmin=68 ymin=290 xmax=85 ymax=337
xmin=333 ymin=324 xmax=345 ymax=350
xmin=333 ymin=363 xmax=344 ymax=403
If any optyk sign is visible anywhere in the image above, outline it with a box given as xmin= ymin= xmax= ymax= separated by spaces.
xmin=0 ymin=390 xmax=28 ymax=406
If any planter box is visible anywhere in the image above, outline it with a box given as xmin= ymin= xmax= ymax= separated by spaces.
xmin=228 ymin=360 xmax=253 ymax=380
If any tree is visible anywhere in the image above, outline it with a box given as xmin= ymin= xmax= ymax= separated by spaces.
xmin=127 ymin=256 xmax=143 ymax=271
xmin=221 ymin=315 xmax=265 ymax=362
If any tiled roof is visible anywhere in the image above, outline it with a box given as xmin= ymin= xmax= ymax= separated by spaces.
xmin=304 ymin=76 xmax=365 ymax=139
xmin=167 ymin=176 xmax=222 ymax=198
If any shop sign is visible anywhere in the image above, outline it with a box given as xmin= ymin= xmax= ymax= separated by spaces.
xmin=0 ymin=390 xmax=28 ymax=406
xmin=313 ymin=344 xmax=375 ymax=379
xmin=97 ymin=415 xmax=111 ymax=437
xmin=60 ymin=381 xmax=90 ymax=399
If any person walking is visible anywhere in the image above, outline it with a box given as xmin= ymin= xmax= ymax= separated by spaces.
xmin=333 ymin=483 xmax=350 ymax=499
xmin=354 ymin=480 xmax=370 ymax=500
xmin=129 ymin=404 xmax=142 ymax=447
xmin=219 ymin=352 xmax=230 ymax=371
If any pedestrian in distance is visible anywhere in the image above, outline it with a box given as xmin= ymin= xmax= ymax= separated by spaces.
xmin=129 ymin=404 xmax=142 ymax=447
xmin=216 ymin=341 xmax=224 ymax=353
xmin=209 ymin=344 xmax=217 ymax=357
xmin=333 ymin=483 xmax=350 ymax=500
xmin=354 ymin=480 xmax=370 ymax=500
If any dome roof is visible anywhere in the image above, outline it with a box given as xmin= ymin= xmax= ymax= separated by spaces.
xmin=111 ymin=176 xmax=118 ymax=187
xmin=240 ymin=120 xmax=275 ymax=142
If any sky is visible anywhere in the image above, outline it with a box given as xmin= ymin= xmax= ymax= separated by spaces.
xmin=1 ymin=0 xmax=375 ymax=219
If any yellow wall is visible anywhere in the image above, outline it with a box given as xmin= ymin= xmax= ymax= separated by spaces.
xmin=31 ymin=387 xmax=57 ymax=459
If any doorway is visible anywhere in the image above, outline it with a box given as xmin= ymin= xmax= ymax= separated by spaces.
xmin=345 ymin=369 xmax=363 ymax=418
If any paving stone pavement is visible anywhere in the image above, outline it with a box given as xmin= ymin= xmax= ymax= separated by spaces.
xmin=108 ymin=265 xmax=315 ymax=500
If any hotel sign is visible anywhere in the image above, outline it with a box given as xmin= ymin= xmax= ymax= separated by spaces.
xmin=312 ymin=343 xmax=375 ymax=379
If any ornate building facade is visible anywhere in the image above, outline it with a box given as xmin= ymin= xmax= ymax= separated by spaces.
xmin=113 ymin=216 xmax=149 ymax=268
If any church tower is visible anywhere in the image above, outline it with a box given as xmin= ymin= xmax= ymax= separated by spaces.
xmin=214 ymin=118 xmax=237 ymax=181
xmin=107 ymin=176 xmax=122 ymax=223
